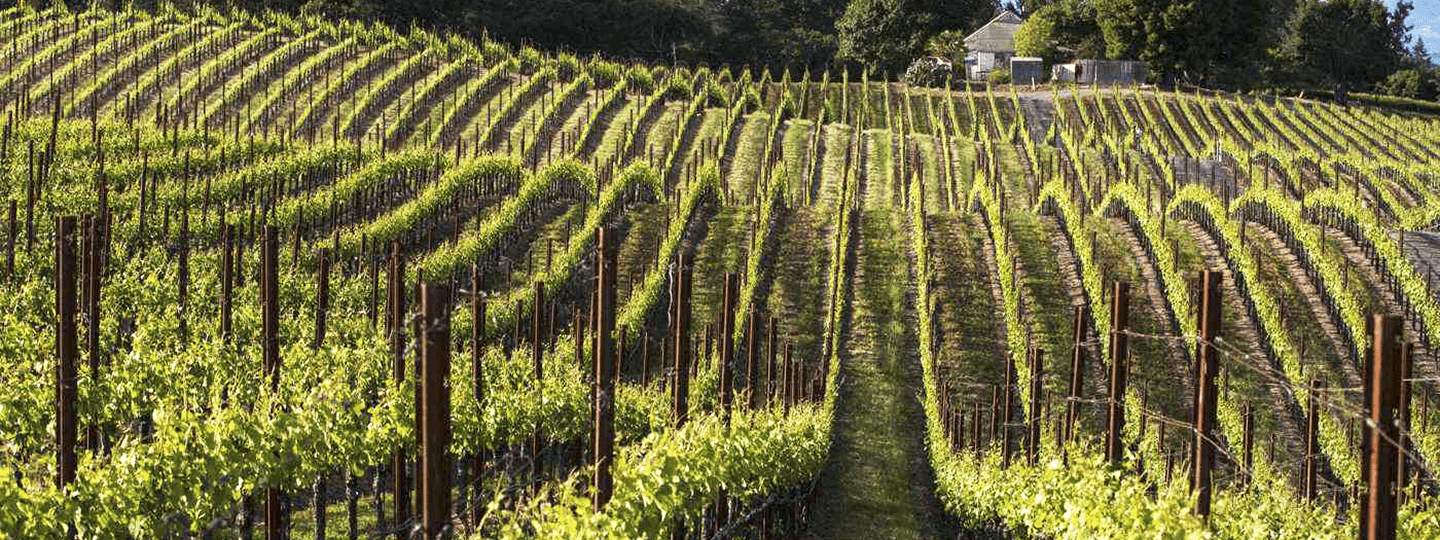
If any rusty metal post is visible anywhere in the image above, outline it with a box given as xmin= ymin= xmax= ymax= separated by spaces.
xmin=1067 ymin=305 xmax=1087 ymax=444
xmin=1193 ymin=271 xmax=1220 ymax=519
xmin=1365 ymin=315 xmax=1402 ymax=540
xmin=419 ymin=283 xmax=452 ymax=539
xmin=56 ymin=216 xmax=77 ymax=488
xmin=593 ymin=227 xmax=617 ymax=511
xmin=470 ymin=266 xmax=486 ymax=525
xmin=262 ymin=225 xmax=282 ymax=540
xmin=1105 ymin=282 xmax=1130 ymax=466
xmin=388 ymin=243 xmax=409 ymax=537
xmin=532 ymin=281 xmax=545 ymax=481
xmin=674 ymin=254 xmax=692 ymax=427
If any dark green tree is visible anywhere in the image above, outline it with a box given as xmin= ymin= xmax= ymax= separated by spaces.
xmin=1379 ymin=68 xmax=1423 ymax=98
xmin=298 ymin=0 xmax=715 ymax=63
xmin=1399 ymin=38 xmax=1438 ymax=100
xmin=1093 ymin=0 xmax=1270 ymax=85
xmin=1280 ymin=0 xmax=1410 ymax=92
xmin=836 ymin=0 xmax=997 ymax=75
xmin=1013 ymin=0 xmax=1104 ymax=64
xmin=711 ymin=0 xmax=850 ymax=71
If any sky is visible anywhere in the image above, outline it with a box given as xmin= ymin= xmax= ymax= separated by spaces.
xmin=1386 ymin=0 xmax=1439 ymax=61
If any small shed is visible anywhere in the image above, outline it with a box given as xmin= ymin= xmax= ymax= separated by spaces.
xmin=1010 ymin=57 xmax=1044 ymax=85
xmin=964 ymin=10 xmax=1023 ymax=80
xmin=1052 ymin=63 xmax=1077 ymax=82
xmin=1072 ymin=60 xmax=1147 ymax=85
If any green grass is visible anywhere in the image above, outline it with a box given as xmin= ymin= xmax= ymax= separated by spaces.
xmin=288 ymin=488 xmax=390 ymax=540
xmin=928 ymin=213 xmax=1008 ymax=406
xmin=863 ymin=129 xmax=892 ymax=210
xmin=1008 ymin=211 xmax=1080 ymax=405
xmin=502 ymin=204 xmax=589 ymax=289
xmin=724 ymin=113 xmax=771 ymax=204
xmin=806 ymin=206 xmax=943 ymax=539
xmin=781 ymin=119 xmax=814 ymax=200
xmin=763 ymin=207 xmax=831 ymax=380
xmin=816 ymin=124 xmax=853 ymax=213
xmin=690 ymin=206 xmax=752 ymax=333
xmin=1087 ymin=215 xmax=1193 ymax=429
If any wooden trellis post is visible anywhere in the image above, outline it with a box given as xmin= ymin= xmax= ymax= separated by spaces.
xmin=55 ymin=216 xmax=78 ymax=489
xmin=593 ymin=227 xmax=617 ymax=511
xmin=1105 ymin=282 xmax=1130 ymax=466
xmin=532 ymin=281 xmax=545 ymax=481
xmin=673 ymin=254 xmax=692 ymax=428
xmin=262 ymin=226 xmax=281 ymax=540
xmin=1028 ymin=349 xmax=1044 ymax=466
xmin=1364 ymin=315 xmax=1402 ymax=540
xmin=388 ymin=242 xmax=409 ymax=538
xmin=1066 ymin=305 xmax=1087 ymax=445
xmin=419 ymin=283 xmax=451 ymax=539
xmin=1192 ymin=271 xmax=1220 ymax=519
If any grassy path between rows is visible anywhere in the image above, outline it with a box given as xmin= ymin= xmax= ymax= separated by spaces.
xmin=805 ymin=207 xmax=950 ymax=539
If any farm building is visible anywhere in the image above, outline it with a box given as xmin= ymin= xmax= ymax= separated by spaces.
xmin=1052 ymin=59 xmax=1148 ymax=85
xmin=1010 ymin=57 xmax=1044 ymax=85
xmin=964 ymin=10 xmax=1023 ymax=80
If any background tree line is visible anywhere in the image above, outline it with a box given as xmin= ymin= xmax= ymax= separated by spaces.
xmin=133 ymin=0 xmax=1437 ymax=100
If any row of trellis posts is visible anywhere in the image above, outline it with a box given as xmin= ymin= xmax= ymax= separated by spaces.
xmin=48 ymin=212 xmax=825 ymax=537
xmin=935 ymin=273 xmax=1429 ymax=539
xmin=40 ymin=214 xmax=1427 ymax=538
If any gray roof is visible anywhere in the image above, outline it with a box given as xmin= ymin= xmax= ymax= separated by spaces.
xmin=964 ymin=10 xmax=1022 ymax=54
